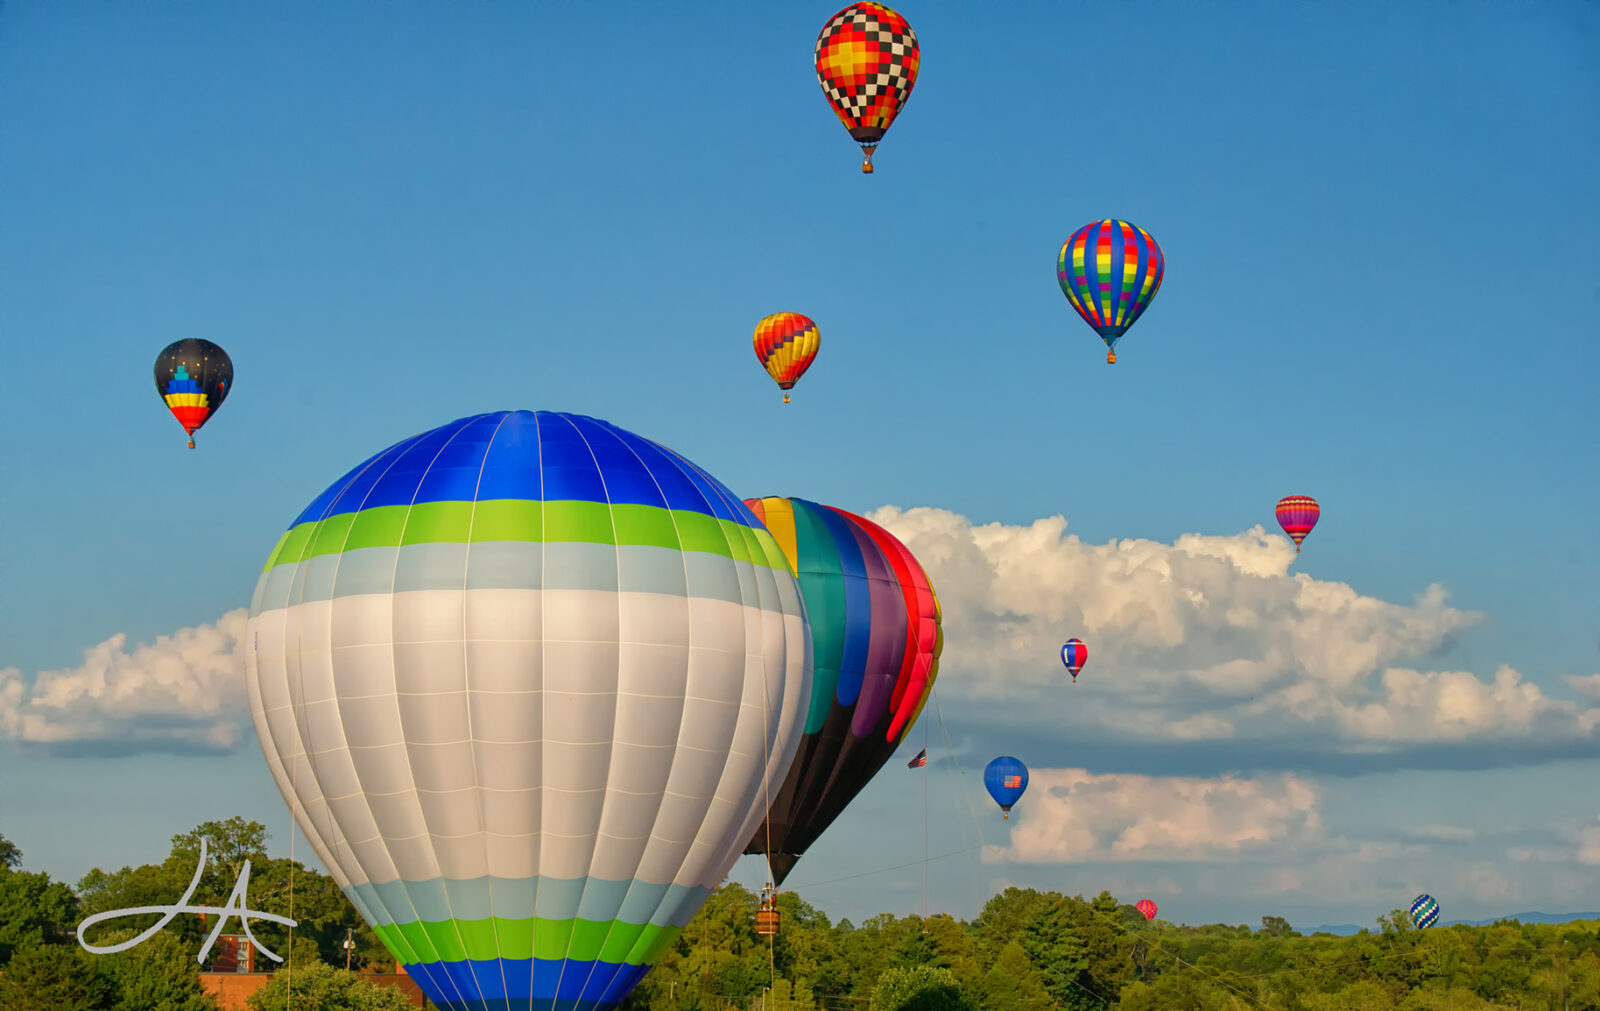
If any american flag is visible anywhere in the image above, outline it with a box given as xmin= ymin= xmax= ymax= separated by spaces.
xmin=1004 ymin=775 xmax=1022 ymax=788
xmin=907 ymin=748 xmax=927 ymax=768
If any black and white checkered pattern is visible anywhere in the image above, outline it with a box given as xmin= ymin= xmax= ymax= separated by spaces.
xmin=814 ymin=6 xmax=918 ymax=128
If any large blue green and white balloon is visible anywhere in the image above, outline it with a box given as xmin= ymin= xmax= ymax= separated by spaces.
xmin=246 ymin=410 xmax=812 ymax=1010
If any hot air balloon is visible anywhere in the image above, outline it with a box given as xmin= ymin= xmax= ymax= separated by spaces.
xmin=153 ymin=338 xmax=232 ymax=449
xmin=1061 ymin=638 xmax=1087 ymax=683
xmin=1057 ymin=220 xmax=1165 ymax=364
xmin=1136 ymin=899 xmax=1158 ymax=921
xmin=1409 ymin=894 xmax=1441 ymax=928
xmin=753 ymin=313 xmax=821 ymax=403
xmin=1275 ymin=495 xmax=1320 ymax=553
xmin=245 ymin=410 xmax=813 ymax=1011
xmin=984 ymin=756 xmax=1028 ymax=819
xmin=815 ymin=2 xmax=920 ymax=174
xmin=741 ymin=496 xmax=942 ymax=886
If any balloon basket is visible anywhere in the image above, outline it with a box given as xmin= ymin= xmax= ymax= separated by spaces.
xmin=860 ymin=145 xmax=877 ymax=174
xmin=1106 ymin=350 xmax=1117 ymax=364
xmin=783 ymin=394 xmax=790 ymax=403
xmin=755 ymin=886 xmax=780 ymax=936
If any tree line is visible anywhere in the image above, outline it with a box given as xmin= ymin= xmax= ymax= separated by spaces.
xmin=625 ymin=883 xmax=1600 ymax=1010
xmin=4 ymin=824 xmax=1599 ymax=1010
xmin=0 ymin=823 xmax=409 ymax=1011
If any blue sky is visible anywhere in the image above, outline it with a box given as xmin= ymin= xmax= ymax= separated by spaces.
xmin=1 ymin=0 xmax=1597 ymax=932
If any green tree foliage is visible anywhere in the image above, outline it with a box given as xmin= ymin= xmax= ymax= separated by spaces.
xmin=9 ymin=814 xmax=1600 ymax=1010
xmin=0 ymin=943 xmax=117 ymax=1011
xmin=0 ymin=866 xmax=79 ymax=965
xmin=623 ymin=881 xmax=1600 ymax=1010
xmin=0 ymin=835 xmax=21 ymax=871
xmin=869 ymin=965 xmax=972 ymax=1011
xmin=1018 ymin=896 xmax=1089 ymax=1007
xmin=93 ymin=928 xmax=221 ymax=1011
xmin=970 ymin=941 xmax=1047 ymax=1011
xmin=243 ymin=958 xmax=420 ymax=1011
xmin=76 ymin=819 xmax=387 ymax=971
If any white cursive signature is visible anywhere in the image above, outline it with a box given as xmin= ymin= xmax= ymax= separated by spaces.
xmin=76 ymin=838 xmax=298 ymax=965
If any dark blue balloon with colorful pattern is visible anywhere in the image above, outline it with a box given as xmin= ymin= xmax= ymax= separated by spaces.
xmin=984 ymin=756 xmax=1028 ymax=820
xmin=1409 ymin=894 xmax=1440 ymax=928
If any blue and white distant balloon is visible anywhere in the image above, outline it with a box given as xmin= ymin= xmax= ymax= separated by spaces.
xmin=1410 ymin=894 xmax=1441 ymax=928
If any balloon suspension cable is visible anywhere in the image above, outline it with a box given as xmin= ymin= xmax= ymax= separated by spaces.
xmin=286 ymin=657 xmax=297 ymax=1011
xmin=921 ymin=714 xmax=930 ymax=931
xmin=759 ymin=628 xmax=775 ymax=993
xmin=860 ymin=145 xmax=877 ymax=174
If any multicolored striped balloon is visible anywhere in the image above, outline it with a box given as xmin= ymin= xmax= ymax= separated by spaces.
xmin=1136 ymin=899 xmax=1158 ymax=921
xmin=1275 ymin=495 xmax=1321 ymax=553
xmin=1056 ymin=219 xmax=1165 ymax=363
xmin=1409 ymin=894 xmax=1441 ymax=928
xmin=153 ymin=338 xmax=232 ymax=449
xmin=753 ymin=312 xmax=820 ymax=403
xmin=741 ymin=496 xmax=942 ymax=885
xmin=1061 ymin=638 xmax=1087 ymax=683
xmin=245 ymin=410 xmax=812 ymax=1011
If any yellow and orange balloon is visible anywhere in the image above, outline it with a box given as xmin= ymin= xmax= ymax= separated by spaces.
xmin=753 ymin=312 xmax=820 ymax=403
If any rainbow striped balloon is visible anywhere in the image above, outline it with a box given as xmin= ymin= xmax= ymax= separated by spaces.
xmin=246 ymin=410 xmax=812 ymax=1011
xmin=1057 ymin=219 xmax=1165 ymax=363
xmin=740 ymin=496 xmax=942 ymax=885
xmin=1275 ymin=495 xmax=1321 ymax=553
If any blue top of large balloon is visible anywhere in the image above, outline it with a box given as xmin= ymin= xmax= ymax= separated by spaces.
xmin=289 ymin=410 xmax=762 ymax=531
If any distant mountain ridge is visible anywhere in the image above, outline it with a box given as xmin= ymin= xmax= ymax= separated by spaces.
xmin=1298 ymin=911 xmax=1600 ymax=936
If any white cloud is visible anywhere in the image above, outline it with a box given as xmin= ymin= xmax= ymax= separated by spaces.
xmin=985 ymin=768 xmax=1321 ymax=864
xmin=1402 ymin=824 xmax=1476 ymax=842
xmin=0 ymin=609 xmax=248 ymax=754
xmin=1566 ymin=674 xmax=1600 ymax=702
xmin=1577 ymin=819 xmax=1600 ymax=865
xmin=872 ymin=506 xmax=1599 ymax=750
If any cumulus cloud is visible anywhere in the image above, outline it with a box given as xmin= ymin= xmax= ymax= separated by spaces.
xmin=964 ymin=767 xmax=1597 ymax=926
xmin=0 ymin=609 xmax=248 ymax=755
xmin=986 ymin=768 xmax=1321 ymax=864
xmin=5 ymin=506 xmax=1594 ymax=769
xmin=1566 ymin=674 xmax=1600 ymax=702
xmin=871 ymin=507 xmax=1600 ymax=755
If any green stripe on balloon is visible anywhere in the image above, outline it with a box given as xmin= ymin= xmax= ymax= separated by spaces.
xmin=791 ymin=500 xmax=847 ymax=734
xmin=262 ymin=502 xmax=793 ymax=572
